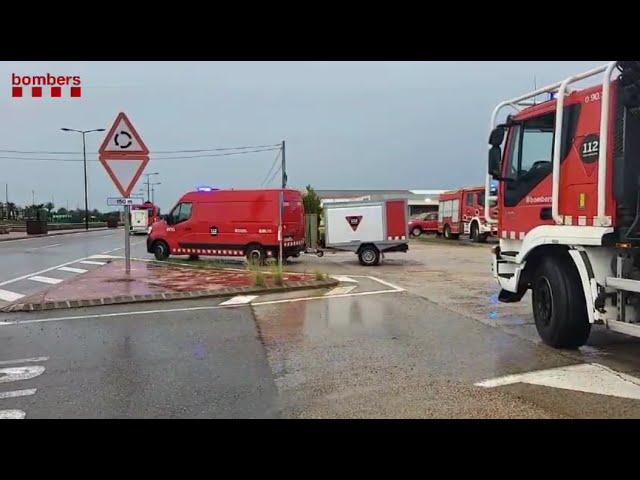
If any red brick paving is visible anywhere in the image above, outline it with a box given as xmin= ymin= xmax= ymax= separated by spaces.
xmin=17 ymin=259 xmax=313 ymax=304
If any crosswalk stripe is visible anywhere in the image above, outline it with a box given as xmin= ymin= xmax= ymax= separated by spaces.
xmin=0 ymin=356 xmax=49 ymax=366
xmin=28 ymin=275 xmax=63 ymax=285
xmin=219 ymin=295 xmax=259 ymax=306
xmin=0 ymin=389 xmax=37 ymax=399
xmin=325 ymin=285 xmax=357 ymax=296
xmin=0 ymin=410 xmax=26 ymax=419
xmin=79 ymin=260 xmax=106 ymax=266
xmin=58 ymin=266 xmax=88 ymax=274
xmin=0 ymin=289 xmax=25 ymax=302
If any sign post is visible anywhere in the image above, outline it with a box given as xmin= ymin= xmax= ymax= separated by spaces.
xmin=98 ymin=112 xmax=150 ymax=274
xmin=278 ymin=191 xmax=284 ymax=269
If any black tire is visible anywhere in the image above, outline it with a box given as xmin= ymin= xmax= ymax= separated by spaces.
xmin=411 ymin=227 xmax=423 ymax=237
xmin=358 ymin=245 xmax=380 ymax=266
xmin=317 ymin=250 xmax=324 ymax=258
xmin=444 ymin=224 xmax=458 ymax=240
xmin=470 ymin=222 xmax=481 ymax=242
xmin=531 ymin=255 xmax=591 ymax=348
xmin=153 ymin=241 xmax=170 ymax=261
xmin=188 ymin=255 xmax=199 ymax=261
xmin=246 ymin=245 xmax=265 ymax=265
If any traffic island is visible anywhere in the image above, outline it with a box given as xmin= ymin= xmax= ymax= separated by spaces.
xmin=2 ymin=259 xmax=338 ymax=312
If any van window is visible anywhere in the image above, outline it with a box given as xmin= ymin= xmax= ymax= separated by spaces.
xmin=171 ymin=202 xmax=193 ymax=224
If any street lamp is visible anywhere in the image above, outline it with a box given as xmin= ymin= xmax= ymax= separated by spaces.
xmin=60 ymin=128 xmax=105 ymax=231
xmin=150 ymin=182 xmax=161 ymax=204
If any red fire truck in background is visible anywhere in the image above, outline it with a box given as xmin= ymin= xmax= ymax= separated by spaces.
xmin=437 ymin=186 xmax=498 ymax=242
xmin=486 ymin=60 xmax=640 ymax=348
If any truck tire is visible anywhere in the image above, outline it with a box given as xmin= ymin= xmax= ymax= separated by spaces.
xmin=531 ymin=255 xmax=591 ymax=348
xmin=470 ymin=222 xmax=481 ymax=242
xmin=443 ymin=224 xmax=458 ymax=240
xmin=153 ymin=241 xmax=170 ymax=261
xmin=246 ymin=245 xmax=265 ymax=265
xmin=411 ymin=227 xmax=423 ymax=237
xmin=358 ymin=245 xmax=380 ymax=266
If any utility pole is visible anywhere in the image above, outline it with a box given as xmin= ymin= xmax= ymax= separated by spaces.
xmin=143 ymin=172 xmax=159 ymax=202
xmin=151 ymin=182 xmax=161 ymax=204
xmin=281 ymin=140 xmax=287 ymax=189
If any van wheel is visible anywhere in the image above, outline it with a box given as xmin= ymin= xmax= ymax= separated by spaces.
xmin=246 ymin=245 xmax=265 ymax=265
xmin=531 ymin=255 xmax=591 ymax=348
xmin=358 ymin=245 xmax=380 ymax=266
xmin=188 ymin=255 xmax=199 ymax=261
xmin=153 ymin=241 xmax=170 ymax=261
xmin=411 ymin=227 xmax=423 ymax=237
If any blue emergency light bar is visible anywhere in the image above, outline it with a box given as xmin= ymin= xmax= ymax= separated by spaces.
xmin=196 ymin=186 xmax=217 ymax=192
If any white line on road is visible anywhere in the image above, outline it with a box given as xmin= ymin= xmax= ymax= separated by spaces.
xmin=0 ymin=289 xmax=25 ymax=302
xmin=325 ymin=285 xmax=357 ymax=296
xmin=79 ymin=260 xmax=107 ymax=266
xmin=219 ymin=295 xmax=259 ymax=306
xmin=29 ymin=243 xmax=63 ymax=250
xmin=57 ymin=266 xmax=88 ymax=274
xmin=0 ymin=410 xmax=26 ymax=419
xmin=28 ymin=275 xmax=63 ymax=285
xmin=0 ymin=389 xmax=37 ymax=399
xmin=330 ymin=275 xmax=358 ymax=283
xmin=89 ymin=254 xmax=121 ymax=259
xmin=0 ymin=356 xmax=49 ymax=366
xmin=475 ymin=363 xmax=640 ymax=401
xmin=0 ymin=255 xmax=94 ymax=287
xmin=0 ymin=366 xmax=46 ymax=383
xmin=0 ymin=288 xmax=405 ymax=326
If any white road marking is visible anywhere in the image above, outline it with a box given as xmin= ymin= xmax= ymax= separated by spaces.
xmin=0 ymin=255 xmax=95 ymax=287
xmin=325 ymin=285 xmax=357 ymax=296
xmin=79 ymin=260 xmax=106 ymax=266
xmin=362 ymin=276 xmax=404 ymax=291
xmin=0 ymin=366 xmax=46 ymax=384
xmin=331 ymin=275 xmax=358 ymax=283
xmin=0 ymin=288 xmax=405 ymax=326
xmin=28 ymin=275 xmax=63 ymax=285
xmin=0 ymin=410 xmax=26 ymax=419
xmin=89 ymin=254 xmax=120 ymax=259
xmin=57 ymin=266 xmax=88 ymax=274
xmin=219 ymin=295 xmax=259 ymax=306
xmin=0 ymin=289 xmax=25 ymax=302
xmin=0 ymin=389 xmax=37 ymax=399
xmin=475 ymin=363 xmax=640 ymax=401
xmin=0 ymin=356 xmax=49 ymax=366
xmin=31 ymin=243 xmax=62 ymax=250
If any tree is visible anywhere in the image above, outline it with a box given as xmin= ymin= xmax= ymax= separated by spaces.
xmin=303 ymin=185 xmax=323 ymax=216
xmin=57 ymin=207 xmax=68 ymax=215
xmin=45 ymin=202 xmax=55 ymax=218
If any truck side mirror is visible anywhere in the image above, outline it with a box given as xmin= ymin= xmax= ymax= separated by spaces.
xmin=488 ymin=146 xmax=502 ymax=179
xmin=489 ymin=126 xmax=506 ymax=147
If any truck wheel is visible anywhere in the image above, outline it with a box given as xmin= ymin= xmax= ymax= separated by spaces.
xmin=246 ymin=245 xmax=265 ymax=265
xmin=153 ymin=241 xmax=170 ymax=261
xmin=444 ymin=224 xmax=457 ymax=240
xmin=411 ymin=227 xmax=422 ymax=237
xmin=531 ymin=255 xmax=591 ymax=348
xmin=358 ymin=245 xmax=380 ymax=266
xmin=470 ymin=222 xmax=481 ymax=242
xmin=188 ymin=255 xmax=199 ymax=261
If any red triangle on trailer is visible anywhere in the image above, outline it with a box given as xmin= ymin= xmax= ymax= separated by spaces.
xmin=100 ymin=155 xmax=149 ymax=197
xmin=98 ymin=112 xmax=149 ymax=156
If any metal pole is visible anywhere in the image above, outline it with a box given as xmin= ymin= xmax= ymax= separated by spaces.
xmin=124 ymin=204 xmax=131 ymax=273
xmin=281 ymin=140 xmax=286 ymax=188
xmin=82 ymin=132 xmax=89 ymax=231
xmin=278 ymin=191 xmax=283 ymax=269
xmin=151 ymin=185 xmax=155 ymax=204
xmin=146 ymin=175 xmax=151 ymax=202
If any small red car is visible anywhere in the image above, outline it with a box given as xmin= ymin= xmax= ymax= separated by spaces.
xmin=408 ymin=212 xmax=438 ymax=237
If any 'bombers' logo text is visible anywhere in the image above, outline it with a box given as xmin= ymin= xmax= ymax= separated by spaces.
xmin=525 ymin=195 xmax=552 ymax=204
xmin=11 ymin=73 xmax=82 ymax=98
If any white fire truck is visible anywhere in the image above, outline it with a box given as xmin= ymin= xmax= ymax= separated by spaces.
xmin=486 ymin=61 xmax=640 ymax=348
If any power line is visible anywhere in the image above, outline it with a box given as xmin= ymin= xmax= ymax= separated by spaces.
xmin=265 ymin=165 xmax=282 ymax=187
xmin=260 ymin=149 xmax=282 ymax=186
xmin=0 ymin=143 xmax=282 ymax=156
xmin=0 ymin=147 xmax=280 ymax=163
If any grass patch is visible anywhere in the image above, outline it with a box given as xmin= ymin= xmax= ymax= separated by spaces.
xmin=314 ymin=270 xmax=326 ymax=281
xmin=253 ymin=269 xmax=266 ymax=287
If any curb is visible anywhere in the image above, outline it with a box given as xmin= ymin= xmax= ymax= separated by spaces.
xmin=1 ymin=278 xmax=339 ymax=313
xmin=0 ymin=227 xmax=116 ymax=242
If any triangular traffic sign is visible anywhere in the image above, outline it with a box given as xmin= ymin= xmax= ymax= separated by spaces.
xmin=99 ymin=112 xmax=149 ymax=156
xmin=345 ymin=215 xmax=363 ymax=231
xmin=100 ymin=155 xmax=149 ymax=197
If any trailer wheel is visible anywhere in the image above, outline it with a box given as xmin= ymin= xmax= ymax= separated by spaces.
xmin=317 ymin=250 xmax=324 ymax=258
xmin=153 ymin=241 xmax=170 ymax=261
xmin=246 ymin=245 xmax=265 ymax=265
xmin=358 ymin=245 xmax=380 ymax=266
xmin=531 ymin=255 xmax=591 ymax=348
xmin=411 ymin=227 xmax=423 ymax=237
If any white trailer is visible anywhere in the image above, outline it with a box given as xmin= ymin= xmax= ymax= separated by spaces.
xmin=320 ymin=199 xmax=409 ymax=266
xmin=130 ymin=209 xmax=149 ymax=235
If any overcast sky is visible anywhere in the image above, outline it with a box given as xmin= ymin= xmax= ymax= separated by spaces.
xmin=1 ymin=61 xmax=605 ymax=211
